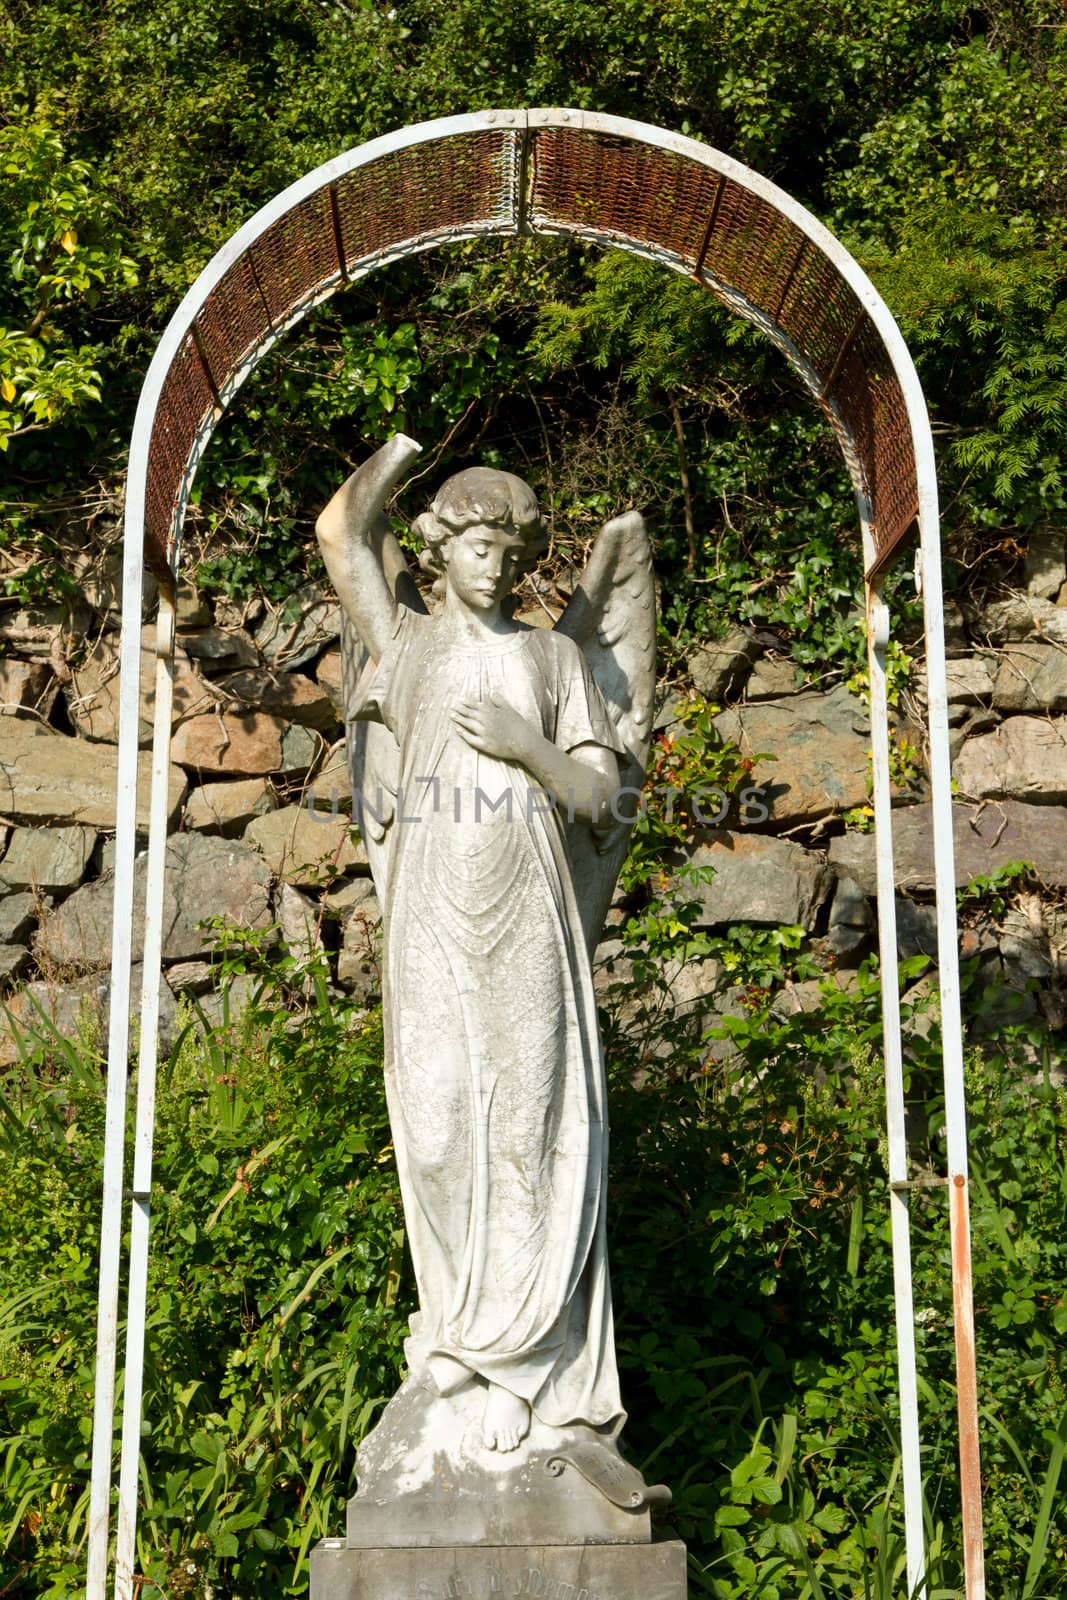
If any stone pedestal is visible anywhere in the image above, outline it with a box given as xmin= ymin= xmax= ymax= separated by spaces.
xmin=311 ymin=1539 xmax=688 ymax=1600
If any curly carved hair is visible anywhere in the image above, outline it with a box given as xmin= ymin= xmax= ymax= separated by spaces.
xmin=413 ymin=467 xmax=547 ymax=585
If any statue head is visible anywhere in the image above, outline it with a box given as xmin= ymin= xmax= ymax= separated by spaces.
xmin=414 ymin=468 xmax=547 ymax=598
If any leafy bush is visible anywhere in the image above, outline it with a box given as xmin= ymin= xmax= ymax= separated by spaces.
xmin=2 ymin=915 xmax=1066 ymax=1597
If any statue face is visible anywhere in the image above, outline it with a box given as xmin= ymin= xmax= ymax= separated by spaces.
xmin=442 ymin=522 xmax=526 ymax=613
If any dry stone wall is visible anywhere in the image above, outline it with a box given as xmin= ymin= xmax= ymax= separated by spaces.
xmin=1 ymin=538 xmax=1065 ymax=1062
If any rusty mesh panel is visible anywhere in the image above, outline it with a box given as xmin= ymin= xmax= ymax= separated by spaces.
xmin=333 ymin=128 xmax=517 ymax=268
xmin=145 ymin=331 xmax=215 ymax=568
xmin=827 ymin=321 xmax=918 ymax=571
xmin=530 ymin=128 xmax=722 ymax=264
xmin=144 ymin=133 xmax=518 ymax=570
xmin=248 ymin=188 xmax=340 ymax=328
xmin=531 ymin=126 xmax=917 ymax=572
xmin=193 ymin=250 xmax=274 ymax=398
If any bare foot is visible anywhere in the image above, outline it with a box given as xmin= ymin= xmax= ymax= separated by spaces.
xmin=482 ymin=1384 xmax=531 ymax=1452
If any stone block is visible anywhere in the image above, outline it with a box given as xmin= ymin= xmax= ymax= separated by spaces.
xmin=689 ymin=626 xmax=760 ymax=702
xmin=991 ymin=643 xmax=1067 ymax=712
xmin=0 ymin=965 xmax=177 ymax=1066
xmin=256 ymin=581 xmax=342 ymax=669
xmin=1024 ymin=527 xmax=1066 ymax=600
xmin=172 ymin=713 xmax=323 ymax=779
xmin=245 ymin=804 xmax=366 ymax=886
xmin=37 ymin=834 xmax=272 ymax=971
xmin=221 ymin=667 xmax=340 ymax=733
xmin=179 ymin=626 xmax=259 ymax=669
xmin=745 ymin=655 xmax=799 ymax=699
xmin=828 ymin=798 xmax=1067 ymax=895
xmin=65 ymin=625 xmax=209 ymax=745
xmin=979 ymin=596 xmax=1067 ymax=646
xmin=311 ymin=1540 xmax=687 ymax=1600
xmin=714 ymin=686 xmax=871 ymax=825
xmin=0 ymin=824 xmax=96 ymax=892
xmin=954 ymin=716 xmax=1067 ymax=804
xmin=0 ymin=893 xmax=35 ymax=944
xmin=681 ymin=830 xmax=830 ymax=930
xmin=0 ymin=721 xmax=187 ymax=830
xmin=0 ymin=658 xmax=58 ymax=716
xmin=0 ymin=944 xmax=30 ymax=987
xmin=185 ymin=777 xmax=277 ymax=836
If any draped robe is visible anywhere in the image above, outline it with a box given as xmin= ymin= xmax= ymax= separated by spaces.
xmin=359 ymin=609 xmax=624 ymax=1431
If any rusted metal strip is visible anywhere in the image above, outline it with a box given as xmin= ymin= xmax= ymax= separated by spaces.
xmin=951 ymin=1174 xmax=987 ymax=1600
xmin=328 ymin=184 xmax=348 ymax=282
xmin=773 ymin=234 xmax=808 ymax=322
xmin=820 ymin=307 xmax=867 ymax=399
xmin=692 ymin=174 xmax=726 ymax=280
xmin=516 ymin=123 xmax=533 ymax=237
xmin=246 ymin=246 xmax=275 ymax=332
xmin=189 ymin=322 xmax=222 ymax=410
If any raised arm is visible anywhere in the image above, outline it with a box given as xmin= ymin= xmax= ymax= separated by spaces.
xmin=316 ymin=433 xmax=422 ymax=662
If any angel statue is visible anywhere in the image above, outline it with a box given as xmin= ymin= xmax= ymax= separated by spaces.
xmin=316 ymin=434 xmax=664 ymax=1545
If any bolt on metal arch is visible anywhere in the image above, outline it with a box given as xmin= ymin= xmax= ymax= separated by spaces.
xmin=90 ymin=107 xmax=985 ymax=1600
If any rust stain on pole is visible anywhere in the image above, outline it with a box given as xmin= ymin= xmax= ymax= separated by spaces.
xmin=950 ymin=1174 xmax=986 ymax=1600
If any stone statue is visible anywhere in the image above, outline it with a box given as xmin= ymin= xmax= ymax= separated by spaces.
xmin=315 ymin=434 xmax=663 ymax=1547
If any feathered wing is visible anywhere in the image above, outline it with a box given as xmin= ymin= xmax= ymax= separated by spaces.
xmin=339 ymin=517 xmax=427 ymax=898
xmin=554 ymin=511 xmax=657 ymax=954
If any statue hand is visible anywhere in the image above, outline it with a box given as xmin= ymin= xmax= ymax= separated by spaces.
xmin=452 ymin=695 xmax=533 ymax=765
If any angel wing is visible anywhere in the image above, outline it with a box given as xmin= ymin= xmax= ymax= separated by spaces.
xmin=554 ymin=511 xmax=657 ymax=954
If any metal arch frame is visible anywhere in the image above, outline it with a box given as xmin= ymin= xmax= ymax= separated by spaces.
xmin=89 ymin=108 xmax=983 ymax=1600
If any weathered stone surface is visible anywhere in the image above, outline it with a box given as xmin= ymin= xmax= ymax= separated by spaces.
xmin=311 ymin=1540 xmax=687 ymax=1600
xmin=0 ymin=721 xmax=187 ymax=829
xmin=245 ymin=803 xmax=366 ymax=886
xmin=1025 ymin=527 xmax=1066 ymax=600
xmin=323 ymin=876 xmax=379 ymax=917
xmin=0 ymin=824 xmax=96 ymax=892
xmin=827 ymin=874 xmax=874 ymax=959
xmin=0 ymin=893 xmax=35 ymax=943
xmin=220 ymin=667 xmax=340 ymax=732
xmin=979 ymin=595 xmax=1067 ymax=645
xmin=256 ymin=581 xmax=341 ymax=670
xmin=896 ymin=898 xmax=939 ymax=961
xmin=315 ymin=649 xmax=344 ymax=713
xmin=185 ymin=777 xmax=277 ymax=836
xmin=0 ymin=658 xmax=57 ymax=716
xmin=179 ymin=626 xmax=259 ymax=669
xmin=0 ymin=944 xmax=30 ymax=986
xmin=954 ymin=716 xmax=1067 ymax=804
xmin=279 ymin=723 xmax=322 ymax=775
xmin=313 ymin=741 xmax=351 ymax=804
xmin=682 ymin=829 xmax=830 ymax=930
xmin=175 ymin=578 xmax=213 ymax=629
xmin=828 ymin=799 xmax=1067 ymax=895
xmin=170 ymin=711 xmax=287 ymax=776
xmin=689 ymin=626 xmax=760 ymax=702
xmin=344 ymin=1373 xmax=661 ymax=1550
xmin=0 ymin=965 xmax=177 ymax=1066
xmin=991 ymin=643 xmax=1067 ymax=712
xmin=337 ymin=901 xmax=382 ymax=997
xmin=66 ymin=625 xmax=209 ymax=745
xmin=277 ymin=883 xmax=326 ymax=967
xmin=37 ymin=834 xmax=272 ymax=970
xmin=166 ymin=959 xmax=214 ymax=993
xmin=946 ymin=654 xmax=995 ymax=708
xmin=746 ymin=655 xmax=799 ymax=699
xmin=714 ymin=686 xmax=871 ymax=825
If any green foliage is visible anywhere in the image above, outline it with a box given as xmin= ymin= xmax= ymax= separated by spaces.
xmin=0 ymin=956 xmax=407 ymax=1595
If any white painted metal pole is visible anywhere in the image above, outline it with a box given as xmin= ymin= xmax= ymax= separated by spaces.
xmin=113 ymin=583 xmax=177 ymax=1600
xmin=918 ymin=522 xmax=986 ymax=1600
xmin=866 ymin=588 xmax=926 ymax=1598
xmin=86 ymin=520 xmax=147 ymax=1600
